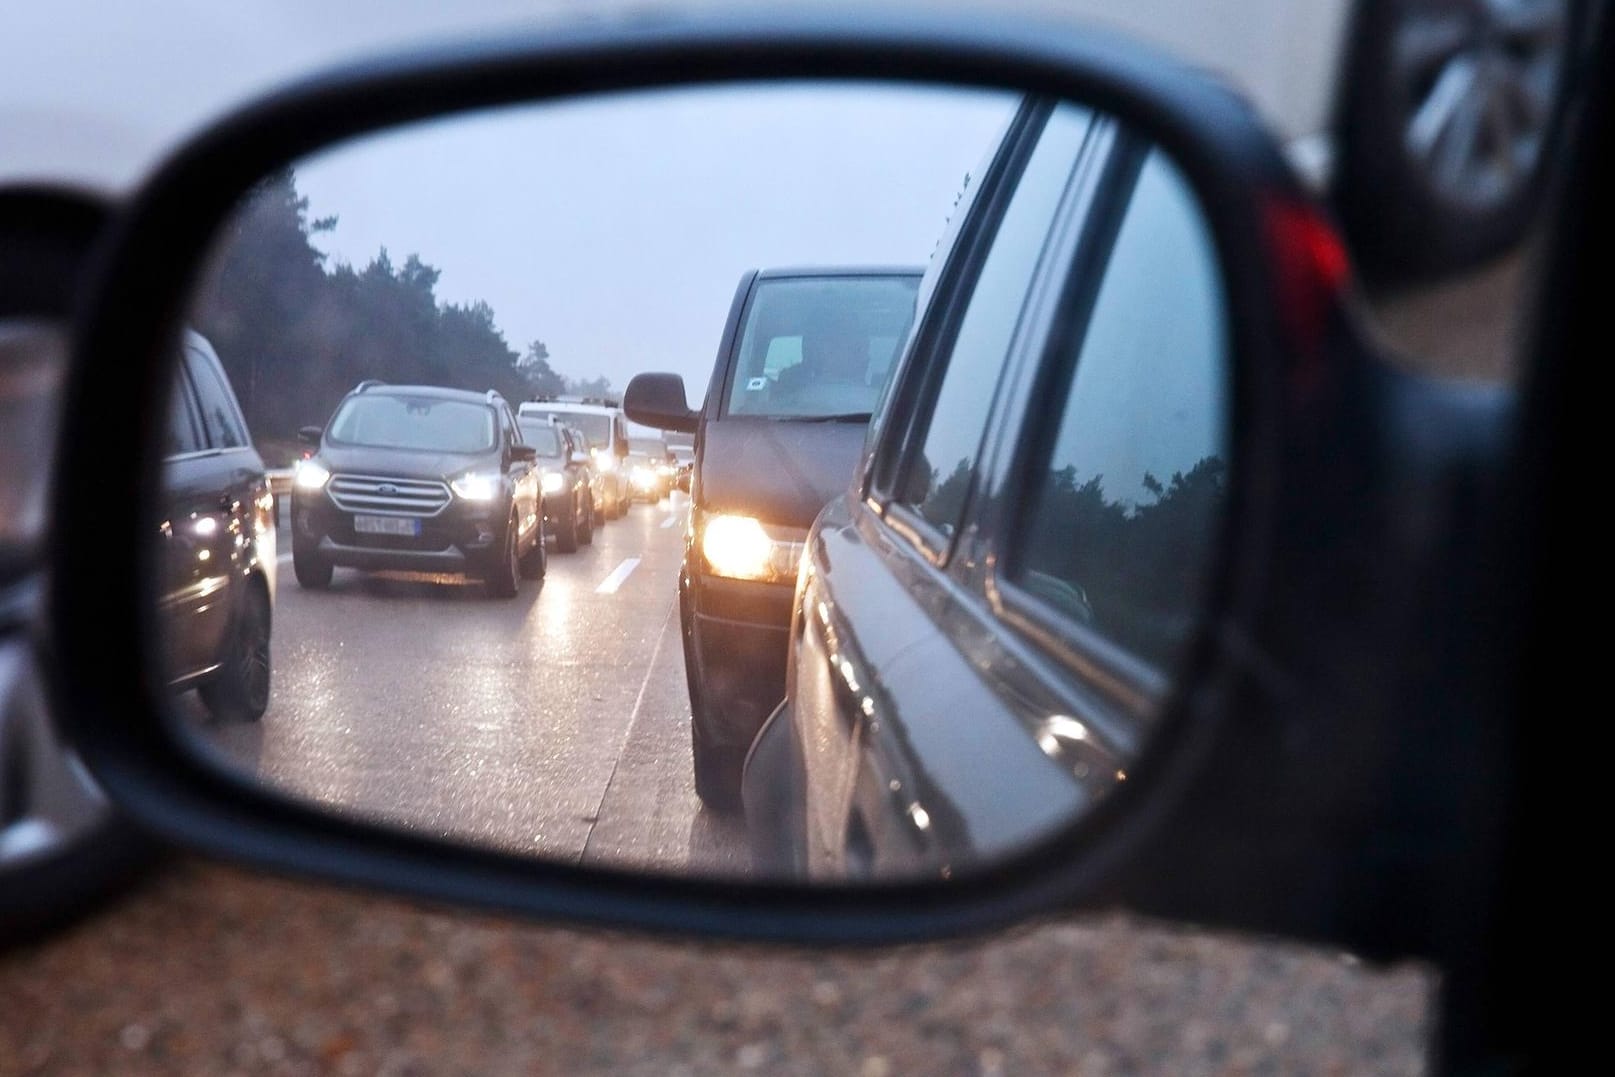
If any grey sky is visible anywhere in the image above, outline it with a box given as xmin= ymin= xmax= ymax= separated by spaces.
xmin=290 ymin=82 xmax=1016 ymax=397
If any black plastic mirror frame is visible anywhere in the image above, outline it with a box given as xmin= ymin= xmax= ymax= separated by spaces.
xmin=52 ymin=7 xmax=1313 ymax=945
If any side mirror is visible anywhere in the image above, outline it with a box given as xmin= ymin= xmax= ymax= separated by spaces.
xmin=510 ymin=444 xmax=537 ymax=463
xmin=624 ymin=373 xmax=698 ymax=434
xmin=570 ymin=451 xmax=589 ymax=465
xmin=297 ymin=425 xmax=322 ymax=445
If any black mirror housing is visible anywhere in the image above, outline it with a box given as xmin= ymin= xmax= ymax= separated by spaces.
xmin=624 ymin=373 xmax=698 ymax=434
xmin=510 ymin=444 xmax=537 ymax=463
xmin=297 ymin=425 xmax=322 ymax=445
xmin=48 ymin=6 xmax=1418 ymax=960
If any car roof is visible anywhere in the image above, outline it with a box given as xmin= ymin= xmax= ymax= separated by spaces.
xmin=519 ymin=400 xmax=620 ymax=414
xmin=753 ymin=265 xmax=923 ymax=280
xmin=356 ymin=384 xmax=497 ymax=406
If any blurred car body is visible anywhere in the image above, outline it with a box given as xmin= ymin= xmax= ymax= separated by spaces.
xmin=160 ymin=331 xmax=277 ymax=722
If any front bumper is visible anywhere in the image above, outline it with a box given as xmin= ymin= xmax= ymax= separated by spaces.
xmin=685 ymin=570 xmax=794 ymax=752
xmin=292 ymin=491 xmax=503 ymax=575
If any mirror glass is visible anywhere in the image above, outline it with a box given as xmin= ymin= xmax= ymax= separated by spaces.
xmin=156 ymin=82 xmax=1230 ymax=884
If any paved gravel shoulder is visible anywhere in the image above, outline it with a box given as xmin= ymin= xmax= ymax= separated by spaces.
xmin=0 ymin=861 xmax=1430 ymax=1075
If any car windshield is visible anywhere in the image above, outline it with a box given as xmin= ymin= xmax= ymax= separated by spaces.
xmin=517 ymin=421 xmax=565 ymax=458
xmin=628 ymin=437 xmax=665 ymax=457
xmin=523 ymin=409 xmax=610 ymax=445
xmin=327 ymin=394 xmax=495 ymax=454
xmin=725 ymin=275 xmax=921 ymax=419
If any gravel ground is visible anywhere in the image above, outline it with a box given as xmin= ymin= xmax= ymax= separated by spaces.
xmin=0 ymin=252 xmax=1529 ymax=1077
xmin=0 ymin=861 xmax=1431 ymax=1076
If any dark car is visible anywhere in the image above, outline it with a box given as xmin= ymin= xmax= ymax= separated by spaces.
xmin=743 ymin=100 xmax=1229 ymax=878
xmin=290 ymin=381 xmax=545 ymax=597
xmin=161 ymin=330 xmax=277 ymax=721
xmin=518 ymin=416 xmax=594 ymax=552
xmin=626 ymin=266 xmax=922 ymax=810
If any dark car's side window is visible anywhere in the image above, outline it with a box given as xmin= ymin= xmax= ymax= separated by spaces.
xmin=1011 ymin=149 xmax=1228 ymax=670
xmin=186 ymin=347 xmax=248 ymax=450
xmin=889 ymin=104 xmax=1093 ymax=545
xmin=167 ymin=367 xmax=203 ymax=457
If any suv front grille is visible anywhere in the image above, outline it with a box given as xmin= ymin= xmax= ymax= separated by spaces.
xmin=328 ymin=473 xmax=452 ymax=516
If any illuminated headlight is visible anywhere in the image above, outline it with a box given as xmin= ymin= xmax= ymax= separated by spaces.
xmin=700 ymin=513 xmax=806 ymax=582
xmin=450 ymin=471 xmax=502 ymax=501
xmin=630 ymin=466 xmax=656 ymax=488
xmin=540 ymin=470 xmax=565 ymax=495
xmin=657 ymin=463 xmax=675 ymax=477
xmin=593 ymin=449 xmax=617 ymax=473
xmin=293 ymin=459 xmax=331 ymax=490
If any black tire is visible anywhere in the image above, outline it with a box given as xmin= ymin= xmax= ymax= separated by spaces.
xmin=579 ymin=495 xmax=595 ymax=545
xmin=519 ymin=516 xmax=547 ymax=580
xmin=487 ymin=512 xmax=522 ymax=598
xmin=292 ymin=544 xmax=332 ymax=589
xmin=692 ymin=715 xmax=745 ymax=814
xmin=553 ymin=492 xmax=579 ymax=553
xmin=592 ymin=493 xmax=606 ymax=529
xmin=1336 ymin=0 xmax=1572 ymax=281
xmin=198 ymin=581 xmax=272 ymax=722
xmin=680 ymin=596 xmax=743 ymax=812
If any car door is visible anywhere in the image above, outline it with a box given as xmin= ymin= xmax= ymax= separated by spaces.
xmin=792 ymin=100 xmax=1107 ymax=879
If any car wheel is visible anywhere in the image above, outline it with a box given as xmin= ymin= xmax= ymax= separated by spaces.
xmin=518 ymin=515 xmax=548 ymax=580
xmin=487 ymin=512 xmax=522 ymax=597
xmin=592 ymin=493 xmax=606 ymax=529
xmin=611 ymin=489 xmax=628 ymax=519
xmin=1 ymin=644 xmax=157 ymax=949
xmin=579 ymin=495 xmax=595 ymax=545
xmin=198 ymin=581 xmax=272 ymax=722
xmin=680 ymin=595 xmax=743 ymax=812
xmin=1336 ymin=0 xmax=1572 ymax=279
xmin=554 ymin=492 xmax=579 ymax=553
xmin=292 ymin=543 xmax=332 ymax=589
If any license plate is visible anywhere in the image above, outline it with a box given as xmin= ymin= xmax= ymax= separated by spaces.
xmin=353 ymin=514 xmax=421 ymax=537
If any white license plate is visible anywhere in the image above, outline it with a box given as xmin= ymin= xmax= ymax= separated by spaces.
xmin=353 ymin=515 xmax=421 ymax=537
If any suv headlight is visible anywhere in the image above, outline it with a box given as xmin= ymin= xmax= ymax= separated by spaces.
xmin=700 ymin=513 xmax=806 ymax=583
xmin=294 ymin=459 xmax=331 ymax=491
xmin=450 ymin=471 xmax=502 ymax=501
xmin=593 ymin=448 xmax=617 ymax=473
xmin=540 ymin=470 xmax=565 ymax=495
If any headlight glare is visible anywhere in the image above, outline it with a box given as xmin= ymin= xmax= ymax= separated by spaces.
xmin=450 ymin=471 xmax=501 ymax=501
xmin=701 ymin=514 xmax=803 ymax=582
xmin=294 ymin=459 xmax=331 ymax=490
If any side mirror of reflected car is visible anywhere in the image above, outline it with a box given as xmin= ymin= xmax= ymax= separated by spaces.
xmin=624 ymin=372 xmax=698 ymax=434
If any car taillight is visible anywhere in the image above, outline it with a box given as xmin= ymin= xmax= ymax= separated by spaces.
xmin=1263 ymin=197 xmax=1351 ymax=381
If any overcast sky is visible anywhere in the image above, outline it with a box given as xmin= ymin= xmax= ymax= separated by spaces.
xmin=284 ymin=82 xmax=1015 ymax=397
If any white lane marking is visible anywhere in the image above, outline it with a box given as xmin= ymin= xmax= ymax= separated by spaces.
xmin=277 ymin=551 xmax=293 ymax=563
xmin=660 ymin=512 xmax=680 ymax=529
xmin=595 ymin=557 xmax=641 ymax=594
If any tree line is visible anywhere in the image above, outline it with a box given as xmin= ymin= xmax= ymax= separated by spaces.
xmin=190 ymin=170 xmax=605 ymax=457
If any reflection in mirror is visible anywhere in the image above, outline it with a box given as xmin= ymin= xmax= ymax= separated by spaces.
xmin=159 ymin=82 xmax=1229 ymax=885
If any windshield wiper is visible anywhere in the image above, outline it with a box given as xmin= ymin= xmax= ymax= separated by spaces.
xmin=781 ymin=411 xmax=874 ymax=424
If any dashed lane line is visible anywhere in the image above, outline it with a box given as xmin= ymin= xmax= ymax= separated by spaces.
xmin=594 ymin=557 xmax=641 ymax=594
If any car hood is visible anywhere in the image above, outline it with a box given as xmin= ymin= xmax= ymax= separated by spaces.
xmin=316 ymin=443 xmax=493 ymax=480
xmin=698 ymin=419 xmax=866 ymax=530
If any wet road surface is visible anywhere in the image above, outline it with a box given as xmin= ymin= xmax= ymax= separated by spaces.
xmin=181 ymin=491 xmax=749 ymax=877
